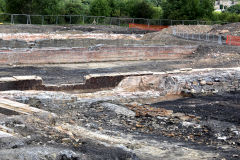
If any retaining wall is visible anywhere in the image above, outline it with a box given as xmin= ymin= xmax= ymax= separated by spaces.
xmin=0 ymin=45 xmax=196 ymax=64
xmin=0 ymin=38 xmax=173 ymax=49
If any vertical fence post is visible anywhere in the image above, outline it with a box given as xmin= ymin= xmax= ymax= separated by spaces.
xmin=229 ymin=36 xmax=231 ymax=45
xmin=11 ymin=14 xmax=14 ymax=24
xmin=83 ymin=15 xmax=85 ymax=24
xmin=27 ymin=15 xmax=31 ymax=24
xmin=41 ymin=16 xmax=44 ymax=25
xmin=69 ymin=15 xmax=72 ymax=24
xmin=171 ymin=20 xmax=173 ymax=26
xmin=218 ymin=35 xmax=222 ymax=45
xmin=103 ymin=16 xmax=106 ymax=25
xmin=29 ymin=15 xmax=31 ymax=24
xmin=173 ymin=28 xmax=176 ymax=35
xmin=56 ymin=16 xmax=58 ymax=24
xmin=110 ymin=17 xmax=112 ymax=25
xmin=26 ymin=15 xmax=28 ymax=24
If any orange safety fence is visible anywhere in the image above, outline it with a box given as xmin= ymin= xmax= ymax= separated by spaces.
xmin=226 ymin=35 xmax=240 ymax=46
xmin=129 ymin=23 xmax=168 ymax=31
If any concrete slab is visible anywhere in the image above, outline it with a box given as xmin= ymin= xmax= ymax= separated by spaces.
xmin=0 ymin=131 xmax=13 ymax=138
xmin=0 ymin=98 xmax=55 ymax=116
xmin=0 ymin=77 xmax=17 ymax=82
xmin=13 ymin=76 xmax=42 ymax=81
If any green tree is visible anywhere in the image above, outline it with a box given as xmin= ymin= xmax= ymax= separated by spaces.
xmin=199 ymin=0 xmax=214 ymax=19
xmin=6 ymin=0 xmax=32 ymax=14
xmin=126 ymin=0 xmax=155 ymax=18
xmin=90 ymin=0 xmax=111 ymax=16
xmin=226 ymin=4 xmax=240 ymax=14
xmin=162 ymin=0 xmax=214 ymax=20
xmin=0 ymin=0 xmax=6 ymax=13
xmin=147 ymin=0 xmax=162 ymax=7
xmin=107 ymin=0 xmax=126 ymax=17
xmin=152 ymin=6 xmax=163 ymax=19
xmin=5 ymin=0 xmax=62 ymax=15
xmin=32 ymin=0 xmax=62 ymax=15
xmin=63 ymin=1 xmax=84 ymax=15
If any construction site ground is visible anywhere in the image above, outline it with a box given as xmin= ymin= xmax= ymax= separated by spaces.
xmin=0 ymin=24 xmax=239 ymax=160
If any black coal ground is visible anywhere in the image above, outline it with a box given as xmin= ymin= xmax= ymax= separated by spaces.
xmin=4 ymin=91 xmax=238 ymax=160
xmin=1 ymin=57 xmax=240 ymax=85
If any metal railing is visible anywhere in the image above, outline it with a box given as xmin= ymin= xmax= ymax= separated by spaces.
xmin=172 ymin=28 xmax=240 ymax=48
xmin=0 ymin=13 xmax=230 ymax=26
xmin=173 ymin=28 xmax=224 ymax=45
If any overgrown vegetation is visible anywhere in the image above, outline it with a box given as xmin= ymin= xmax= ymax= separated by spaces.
xmin=0 ymin=0 xmax=239 ymax=22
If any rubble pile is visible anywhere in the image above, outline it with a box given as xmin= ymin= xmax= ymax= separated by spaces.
xmin=141 ymin=25 xmax=212 ymax=41
xmin=210 ymin=22 xmax=240 ymax=36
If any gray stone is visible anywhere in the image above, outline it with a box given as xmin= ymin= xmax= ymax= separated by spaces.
xmin=200 ymin=80 xmax=206 ymax=85
xmin=100 ymin=102 xmax=136 ymax=117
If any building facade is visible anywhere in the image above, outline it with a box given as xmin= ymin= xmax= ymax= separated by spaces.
xmin=215 ymin=0 xmax=239 ymax=11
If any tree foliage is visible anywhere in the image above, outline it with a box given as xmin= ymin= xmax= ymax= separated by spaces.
xmin=130 ymin=0 xmax=155 ymax=18
xmin=147 ymin=0 xmax=162 ymax=7
xmin=162 ymin=0 xmax=214 ymax=20
xmin=90 ymin=0 xmax=111 ymax=16
xmin=63 ymin=0 xmax=87 ymax=15
xmin=0 ymin=0 xmax=6 ymax=13
xmin=5 ymin=0 xmax=61 ymax=15
xmin=1 ymin=0 xmax=239 ymax=23
xmin=226 ymin=4 xmax=240 ymax=14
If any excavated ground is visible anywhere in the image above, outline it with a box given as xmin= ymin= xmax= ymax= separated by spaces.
xmin=0 ymin=44 xmax=239 ymax=85
xmin=0 ymin=24 xmax=240 ymax=160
